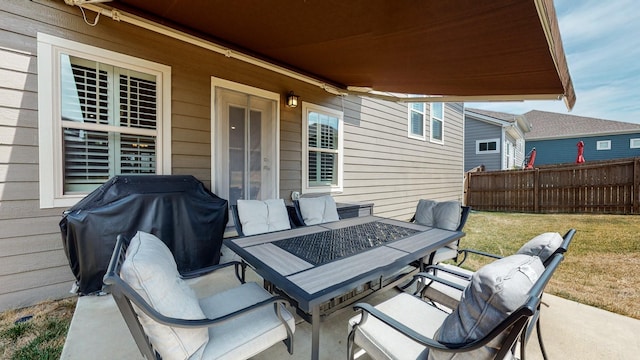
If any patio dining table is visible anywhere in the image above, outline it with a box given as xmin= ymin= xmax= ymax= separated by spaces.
xmin=224 ymin=215 xmax=464 ymax=360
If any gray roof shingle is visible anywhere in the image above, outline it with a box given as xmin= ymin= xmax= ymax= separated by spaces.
xmin=524 ymin=110 xmax=640 ymax=140
xmin=466 ymin=108 xmax=520 ymax=123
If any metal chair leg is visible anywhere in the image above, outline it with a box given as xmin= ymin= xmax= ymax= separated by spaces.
xmin=536 ymin=318 xmax=549 ymax=360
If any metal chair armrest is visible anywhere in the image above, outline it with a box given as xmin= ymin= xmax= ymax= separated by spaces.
xmin=180 ymin=261 xmax=247 ymax=283
xmin=104 ymin=273 xmax=290 ymax=328
xmin=415 ymin=271 xmax=467 ymax=292
xmin=457 ymin=248 xmax=503 ymax=266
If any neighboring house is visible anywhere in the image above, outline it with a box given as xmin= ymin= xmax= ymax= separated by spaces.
xmin=524 ymin=110 xmax=640 ymax=165
xmin=0 ymin=1 xmax=574 ymax=311
xmin=464 ymin=108 xmax=532 ymax=171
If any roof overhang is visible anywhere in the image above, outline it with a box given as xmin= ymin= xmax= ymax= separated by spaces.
xmin=65 ymin=0 xmax=575 ymax=109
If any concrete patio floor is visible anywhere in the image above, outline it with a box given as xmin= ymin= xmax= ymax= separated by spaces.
xmin=61 ymin=265 xmax=640 ymax=360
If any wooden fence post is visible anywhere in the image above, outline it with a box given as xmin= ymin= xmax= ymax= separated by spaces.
xmin=464 ymin=171 xmax=470 ymax=206
xmin=634 ymin=158 xmax=640 ymax=214
xmin=534 ymin=168 xmax=539 ymax=213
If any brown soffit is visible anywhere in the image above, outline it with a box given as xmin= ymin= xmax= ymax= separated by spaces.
xmin=78 ymin=0 xmax=575 ymax=109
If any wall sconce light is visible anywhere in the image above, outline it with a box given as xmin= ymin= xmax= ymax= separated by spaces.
xmin=286 ymin=91 xmax=299 ymax=108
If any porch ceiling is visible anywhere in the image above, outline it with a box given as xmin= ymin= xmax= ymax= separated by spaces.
xmin=107 ymin=0 xmax=575 ymax=109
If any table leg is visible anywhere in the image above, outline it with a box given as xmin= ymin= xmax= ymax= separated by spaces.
xmin=311 ymin=304 xmax=320 ymax=360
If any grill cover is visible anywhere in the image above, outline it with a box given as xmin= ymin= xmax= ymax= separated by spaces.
xmin=60 ymin=175 xmax=228 ymax=295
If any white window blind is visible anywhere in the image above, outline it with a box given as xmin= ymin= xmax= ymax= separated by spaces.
xmin=307 ymin=112 xmax=339 ymax=186
xmin=302 ymin=102 xmax=343 ymax=193
xmin=61 ymin=56 xmax=157 ymax=193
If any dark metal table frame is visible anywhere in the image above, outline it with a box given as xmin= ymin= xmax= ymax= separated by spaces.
xmin=224 ymin=215 xmax=464 ymax=360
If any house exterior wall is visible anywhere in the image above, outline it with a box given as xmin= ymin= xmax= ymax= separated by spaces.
xmin=0 ymin=0 xmax=463 ymax=311
xmin=504 ymin=132 xmax=518 ymax=169
xmin=464 ymin=117 xmax=502 ymax=171
xmin=515 ymin=138 xmax=526 ymax=169
xmin=526 ymin=133 xmax=640 ymax=165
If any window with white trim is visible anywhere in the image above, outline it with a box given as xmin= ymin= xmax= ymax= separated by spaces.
xmin=302 ymin=102 xmax=343 ymax=193
xmin=630 ymin=138 xmax=640 ymax=149
xmin=597 ymin=140 xmax=611 ymax=150
xmin=430 ymin=102 xmax=444 ymax=143
xmin=37 ymin=34 xmax=171 ymax=208
xmin=407 ymin=102 xmax=426 ymax=140
xmin=476 ymin=139 xmax=500 ymax=154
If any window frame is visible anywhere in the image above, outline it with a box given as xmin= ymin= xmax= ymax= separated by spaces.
xmin=301 ymin=102 xmax=344 ymax=194
xmin=429 ymin=102 xmax=444 ymax=144
xmin=596 ymin=140 xmax=611 ymax=151
xmin=630 ymin=138 xmax=640 ymax=149
xmin=476 ymin=138 xmax=500 ymax=154
xmin=37 ymin=33 xmax=172 ymax=208
xmin=407 ymin=102 xmax=426 ymax=140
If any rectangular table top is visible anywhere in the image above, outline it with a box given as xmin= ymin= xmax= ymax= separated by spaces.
xmin=225 ymin=215 xmax=464 ymax=311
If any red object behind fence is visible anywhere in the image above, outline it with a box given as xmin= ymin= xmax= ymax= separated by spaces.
xmin=576 ymin=141 xmax=585 ymax=164
xmin=526 ymin=148 xmax=537 ymax=169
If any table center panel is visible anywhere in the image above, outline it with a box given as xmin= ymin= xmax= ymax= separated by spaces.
xmin=273 ymin=221 xmax=420 ymax=266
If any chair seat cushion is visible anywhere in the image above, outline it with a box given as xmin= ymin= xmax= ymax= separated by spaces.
xmin=237 ymin=199 xmax=291 ymax=236
xmin=430 ymin=254 xmax=545 ymax=360
xmin=298 ymin=195 xmax=340 ymax=225
xmin=516 ymin=232 xmax=563 ymax=263
xmin=198 ymin=282 xmax=295 ymax=360
xmin=428 ymin=245 xmax=458 ymax=264
xmin=422 ymin=264 xmax=472 ymax=309
xmin=121 ymin=231 xmax=208 ymax=360
xmin=349 ymin=292 xmax=449 ymax=360
xmin=414 ymin=200 xmax=461 ymax=231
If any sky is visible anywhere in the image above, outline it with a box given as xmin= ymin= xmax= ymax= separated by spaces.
xmin=466 ymin=0 xmax=640 ymax=124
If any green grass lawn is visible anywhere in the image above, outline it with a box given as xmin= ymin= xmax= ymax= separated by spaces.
xmin=460 ymin=211 xmax=640 ymax=320
xmin=1 ymin=211 xmax=638 ymax=359
xmin=0 ymin=298 xmax=75 ymax=360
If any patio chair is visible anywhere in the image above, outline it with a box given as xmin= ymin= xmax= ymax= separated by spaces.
xmin=231 ymin=199 xmax=293 ymax=236
xmin=419 ymin=229 xmax=575 ymax=309
xmin=410 ymin=229 xmax=575 ymax=360
xmin=410 ymin=200 xmax=471 ymax=266
xmin=348 ymin=252 xmax=566 ymax=360
xmin=103 ymin=231 xmax=294 ymax=360
xmin=292 ymin=194 xmax=340 ymax=226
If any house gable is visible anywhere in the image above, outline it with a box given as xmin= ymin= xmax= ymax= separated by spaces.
xmin=464 ymin=108 xmax=530 ymax=171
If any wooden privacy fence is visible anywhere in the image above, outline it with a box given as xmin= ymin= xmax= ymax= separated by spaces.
xmin=465 ymin=157 xmax=640 ymax=214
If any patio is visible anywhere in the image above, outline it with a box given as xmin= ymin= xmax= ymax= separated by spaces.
xmin=60 ymin=255 xmax=640 ymax=360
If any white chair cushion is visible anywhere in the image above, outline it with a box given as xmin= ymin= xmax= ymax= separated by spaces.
xmin=516 ymin=232 xmax=563 ymax=263
xmin=198 ymin=282 xmax=295 ymax=360
xmin=429 ymin=243 xmax=458 ymax=263
xmin=298 ymin=195 xmax=340 ymax=225
xmin=121 ymin=231 xmax=208 ymax=360
xmin=348 ymin=292 xmax=449 ymax=360
xmin=429 ymin=254 xmax=544 ymax=360
xmin=237 ymin=199 xmax=291 ymax=236
xmin=415 ymin=200 xmax=462 ymax=231
xmin=422 ymin=263 xmax=472 ymax=310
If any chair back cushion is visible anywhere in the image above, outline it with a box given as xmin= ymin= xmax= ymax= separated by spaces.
xmin=298 ymin=195 xmax=340 ymax=225
xmin=430 ymin=254 xmax=544 ymax=360
xmin=415 ymin=199 xmax=462 ymax=232
xmin=121 ymin=231 xmax=208 ymax=360
xmin=237 ymin=199 xmax=291 ymax=236
xmin=516 ymin=232 xmax=563 ymax=264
